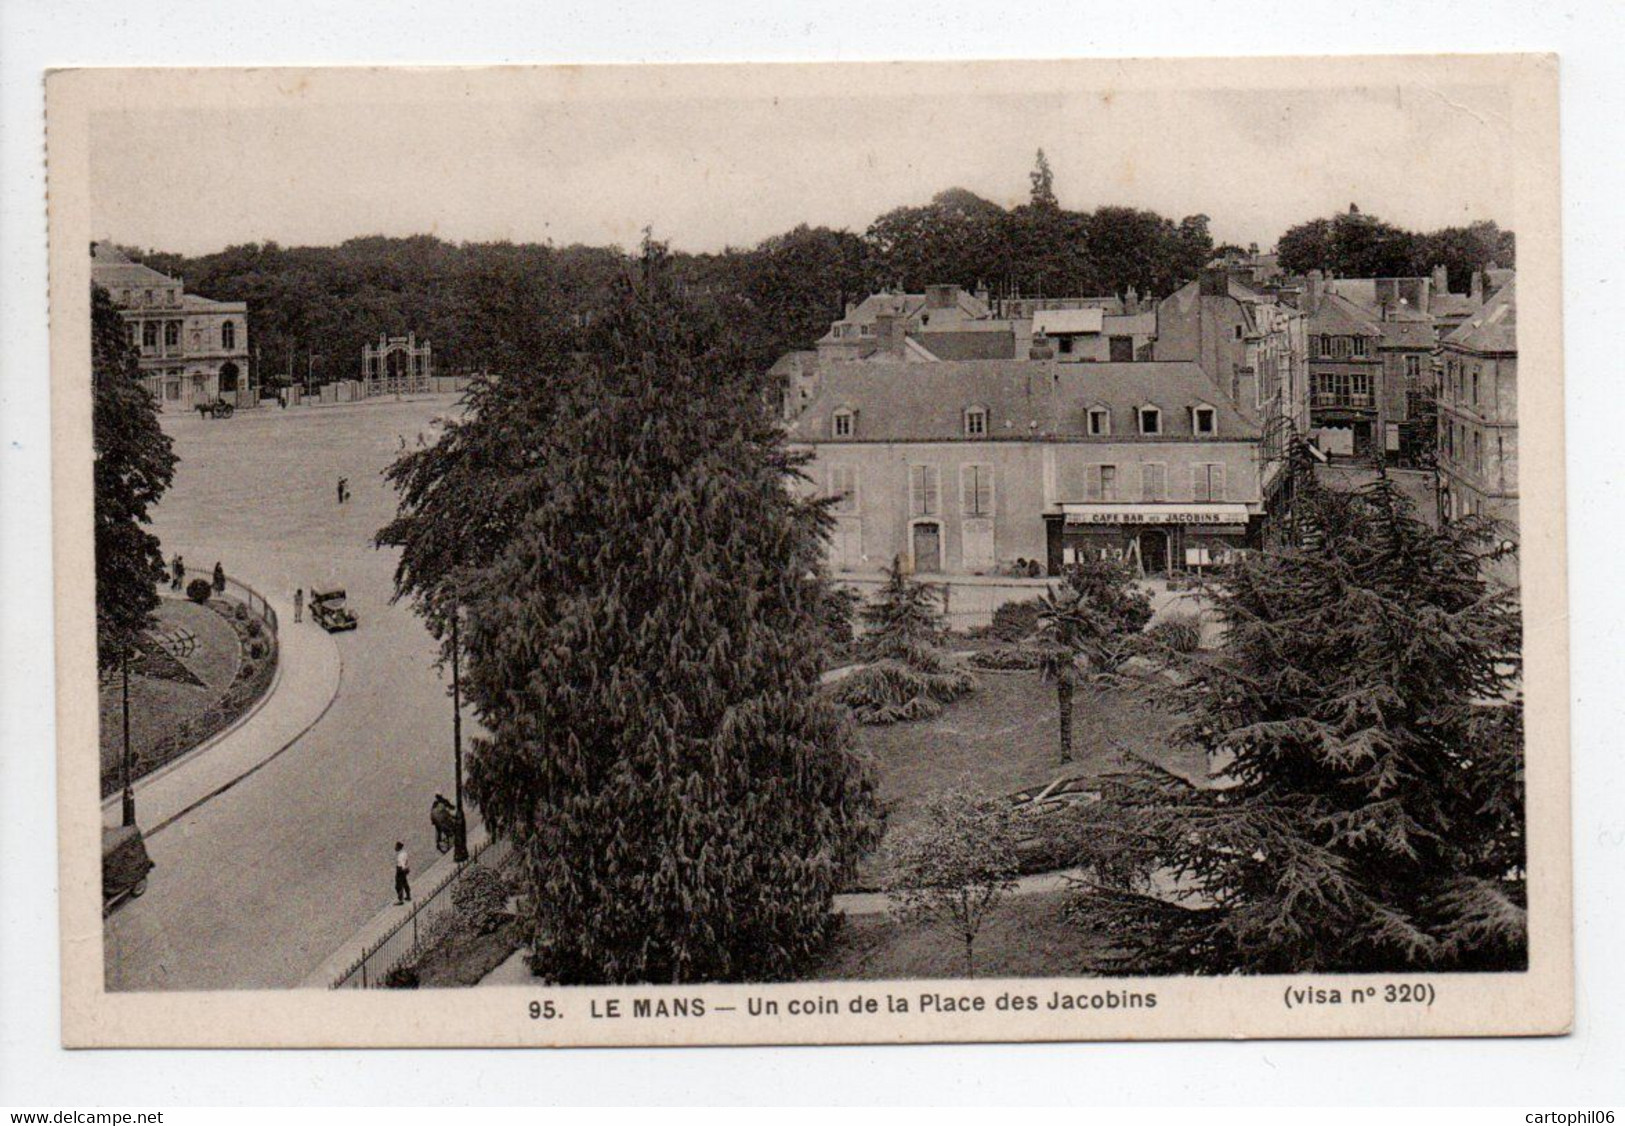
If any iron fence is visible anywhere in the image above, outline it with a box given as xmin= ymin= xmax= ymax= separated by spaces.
xmin=329 ymin=833 xmax=507 ymax=989
xmin=223 ymin=574 xmax=278 ymax=635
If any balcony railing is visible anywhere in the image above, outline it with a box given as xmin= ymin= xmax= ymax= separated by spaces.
xmin=1312 ymin=392 xmax=1375 ymax=410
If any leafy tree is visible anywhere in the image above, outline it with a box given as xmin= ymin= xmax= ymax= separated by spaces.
xmin=1275 ymin=208 xmax=1513 ymax=282
xmin=393 ymin=241 xmax=880 ymax=984
xmin=1068 ymin=469 xmax=1525 ymax=974
xmin=883 ymin=787 xmax=1022 ymax=978
xmin=833 ymin=556 xmax=974 ymax=724
xmin=864 ymin=188 xmax=1009 ymax=292
xmin=92 ymin=284 xmax=177 ymax=671
xmin=1032 ymin=555 xmax=1153 ymax=764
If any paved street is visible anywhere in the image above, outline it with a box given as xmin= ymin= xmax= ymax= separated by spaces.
xmin=104 ymin=396 xmax=477 ymax=991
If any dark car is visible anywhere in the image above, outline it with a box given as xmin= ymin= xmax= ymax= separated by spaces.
xmin=102 ymin=824 xmax=154 ymax=915
xmin=309 ymin=587 xmax=358 ymax=632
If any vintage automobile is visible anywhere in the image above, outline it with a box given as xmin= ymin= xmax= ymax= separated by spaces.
xmin=309 ymin=587 xmax=359 ymax=632
xmin=102 ymin=824 xmax=155 ymax=915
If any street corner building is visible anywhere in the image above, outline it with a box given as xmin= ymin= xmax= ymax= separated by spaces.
xmin=91 ymin=242 xmax=253 ymax=410
xmin=784 ymin=355 xmax=1271 ymax=619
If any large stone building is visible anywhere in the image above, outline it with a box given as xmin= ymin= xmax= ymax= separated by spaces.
xmin=1303 ymin=285 xmax=1387 ymax=459
xmin=91 ymin=243 xmax=253 ymax=409
xmin=1437 ymin=277 xmax=1518 ymax=583
xmin=785 ymin=359 xmax=1266 ymax=580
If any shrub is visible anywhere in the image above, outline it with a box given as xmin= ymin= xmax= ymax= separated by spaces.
xmin=248 ymin=639 xmax=268 ymax=661
xmin=1147 ymin=611 xmax=1204 ymax=654
xmin=233 ymin=603 xmax=248 ymax=621
xmin=452 ymin=864 xmax=512 ymax=935
xmin=968 ymin=646 xmax=1043 ymax=671
xmin=989 ymin=598 xmax=1044 ymax=643
xmin=245 ymin=618 xmax=264 ymax=639
xmin=818 ymin=582 xmax=862 ymax=649
xmin=186 ymin=578 xmax=213 ymax=604
xmin=238 ymin=661 xmax=256 ymax=681
xmin=381 ymin=964 xmax=420 ymax=989
xmin=829 ymin=658 xmax=973 ymax=725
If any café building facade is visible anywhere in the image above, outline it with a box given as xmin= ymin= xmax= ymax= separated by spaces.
xmin=785 ymin=359 xmax=1266 ymax=579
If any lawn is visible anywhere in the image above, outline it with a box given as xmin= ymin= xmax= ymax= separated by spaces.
xmin=97 ymin=598 xmax=241 ymax=780
xmin=855 ymin=669 xmax=1199 ymax=827
xmin=807 ymin=891 xmax=1109 ymax=981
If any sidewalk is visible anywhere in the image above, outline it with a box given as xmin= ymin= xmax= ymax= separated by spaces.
xmin=102 ymin=581 xmax=343 ymax=836
xmin=299 ymin=823 xmax=497 ymax=988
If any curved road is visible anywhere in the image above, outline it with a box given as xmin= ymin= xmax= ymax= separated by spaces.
xmin=105 ymin=397 xmax=473 ymax=991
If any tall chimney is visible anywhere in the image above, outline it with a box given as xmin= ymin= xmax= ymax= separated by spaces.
xmin=926 ymin=284 xmax=959 ymax=310
xmin=1470 ymin=270 xmax=1484 ymax=303
xmin=875 ymin=311 xmax=904 ymax=357
xmin=1306 ymin=270 xmax=1324 ymax=314
xmin=1431 ymin=264 xmax=1448 ymax=295
xmin=1199 ymin=266 xmax=1228 ymax=298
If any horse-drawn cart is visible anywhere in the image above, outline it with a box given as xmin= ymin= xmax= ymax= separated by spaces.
xmin=194 ymin=397 xmax=235 ymax=420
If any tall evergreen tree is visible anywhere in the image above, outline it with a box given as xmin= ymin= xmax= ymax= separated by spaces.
xmin=831 ymin=556 xmax=974 ymax=725
xmin=1069 ymin=469 xmax=1525 ymax=974
xmin=92 ymin=284 xmax=177 ymax=671
xmin=406 ymin=242 xmax=879 ymax=983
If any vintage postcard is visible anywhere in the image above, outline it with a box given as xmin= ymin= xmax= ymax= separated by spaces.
xmin=48 ymin=55 xmax=1569 ymax=1047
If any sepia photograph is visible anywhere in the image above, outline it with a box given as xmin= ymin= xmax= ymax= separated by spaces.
xmin=43 ymin=54 xmax=1568 ymax=1048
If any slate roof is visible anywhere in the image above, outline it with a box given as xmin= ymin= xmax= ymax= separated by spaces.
xmin=785 ymin=360 xmax=1259 ymax=444
xmin=1379 ymin=319 xmax=1436 ymax=350
xmin=1309 ymin=292 xmax=1385 ymax=337
xmin=912 ymin=330 xmax=1016 ymax=361
xmin=1445 ymin=276 xmax=1516 ymax=354
xmin=180 ymin=293 xmax=247 ymax=313
xmin=92 ymin=259 xmax=182 ymax=293
xmin=1033 ymin=308 xmax=1105 ymax=335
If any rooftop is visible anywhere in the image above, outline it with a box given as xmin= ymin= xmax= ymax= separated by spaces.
xmin=785 ymin=359 xmax=1258 ymax=444
xmin=1445 ymin=276 xmax=1516 ymax=354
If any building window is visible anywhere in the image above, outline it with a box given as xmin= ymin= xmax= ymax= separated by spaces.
xmin=1193 ymin=406 xmax=1216 ymax=436
xmin=1474 ymin=429 xmax=1483 ymax=475
xmin=1192 ymin=463 xmax=1226 ymax=502
xmin=1138 ymin=406 xmax=1161 ymax=435
xmin=222 ymin=321 xmax=236 ymax=350
xmin=961 ymin=463 xmax=994 ymax=516
xmin=1100 ymin=465 xmax=1118 ymax=501
xmin=1087 ymin=407 xmax=1110 ymax=436
xmin=829 ymin=465 xmax=858 ymax=514
xmin=164 ymin=321 xmax=180 ymax=348
xmin=1352 ymin=336 xmax=1368 ymax=358
xmin=1471 ymin=371 xmax=1479 ymax=406
xmin=1234 ymin=324 xmax=1244 ymax=340
xmin=859 ymin=324 xmax=873 ymax=337
xmin=1317 ymin=335 xmax=1332 ymax=358
xmin=832 ymin=409 xmax=854 ymax=439
xmin=964 ymin=407 xmax=988 ymax=437
xmin=143 ymin=289 xmax=153 ymax=306
xmin=142 ymin=321 xmax=157 ymax=348
xmin=1349 ymin=373 xmax=1372 ymax=401
xmin=1141 ymin=462 xmax=1166 ymax=502
xmin=1058 ymin=336 xmax=1075 ymax=355
xmin=910 ymin=465 xmax=941 ymax=516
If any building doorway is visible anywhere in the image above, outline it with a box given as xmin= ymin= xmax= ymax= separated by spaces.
xmin=218 ymin=361 xmax=240 ymax=395
xmin=1138 ymin=528 xmax=1169 ymax=575
xmin=911 ymin=522 xmax=942 ymax=574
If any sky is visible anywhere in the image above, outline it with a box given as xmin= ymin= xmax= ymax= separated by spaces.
xmin=87 ymin=67 xmax=1516 ymax=258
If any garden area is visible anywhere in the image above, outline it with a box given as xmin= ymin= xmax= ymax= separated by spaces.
xmin=97 ymin=587 xmax=279 ymax=796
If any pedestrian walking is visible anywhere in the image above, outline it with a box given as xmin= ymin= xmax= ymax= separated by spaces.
xmin=170 ymin=553 xmax=184 ymax=591
xmin=212 ymin=561 xmax=226 ymax=595
xmin=394 ymin=842 xmax=412 ymax=904
xmin=293 ymin=588 xmax=303 ymax=623
xmin=336 ymin=476 xmax=348 ymax=504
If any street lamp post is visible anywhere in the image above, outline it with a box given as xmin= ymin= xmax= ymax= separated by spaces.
xmin=450 ymin=609 xmax=469 ymax=862
xmin=120 ymin=653 xmax=136 ymax=827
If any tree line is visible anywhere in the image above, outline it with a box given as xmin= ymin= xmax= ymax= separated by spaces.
xmin=1275 ymin=204 xmax=1515 ymax=288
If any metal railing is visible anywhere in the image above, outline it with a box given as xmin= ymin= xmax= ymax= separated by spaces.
xmin=329 ymin=833 xmax=507 ymax=989
xmin=1311 ymin=392 xmax=1375 ymax=409
xmin=223 ymin=574 xmax=278 ymax=635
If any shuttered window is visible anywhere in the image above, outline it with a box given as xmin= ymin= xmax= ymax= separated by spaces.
xmin=1142 ymin=462 xmax=1166 ymax=502
xmin=961 ymin=464 xmax=994 ymax=516
xmin=1192 ymin=463 xmax=1226 ymax=502
xmin=909 ymin=465 xmax=940 ymax=516
xmin=829 ymin=465 xmax=858 ymax=514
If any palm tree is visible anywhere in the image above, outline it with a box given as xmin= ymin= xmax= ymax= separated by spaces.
xmin=1033 ymin=583 xmax=1093 ymax=765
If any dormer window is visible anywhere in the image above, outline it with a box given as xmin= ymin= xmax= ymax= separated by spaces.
xmin=1193 ymin=404 xmax=1217 ymax=436
xmin=832 ymin=408 xmax=855 ymax=439
xmin=964 ymin=406 xmax=988 ymax=437
xmin=1087 ymin=406 xmax=1111 ymax=437
xmin=859 ymin=324 xmax=873 ymax=337
xmin=1138 ymin=405 xmax=1161 ymax=435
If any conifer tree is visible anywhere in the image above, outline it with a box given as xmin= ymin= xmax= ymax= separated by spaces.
xmin=1068 ymin=470 xmax=1525 ymax=974
xmin=92 ymin=284 xmax=177 ymax=671
xmin=832 ymin=556 xmax=973 ymax=724
xmin=403 ymin=241 xmax=880 ymax=984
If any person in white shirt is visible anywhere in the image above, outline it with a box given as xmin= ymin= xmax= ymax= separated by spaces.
xmin=394 ymin=842 xmax=411 ymax=905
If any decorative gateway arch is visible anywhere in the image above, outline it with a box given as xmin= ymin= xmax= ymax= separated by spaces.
xmin=361 ymin=332 xmax=433 ymax=396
